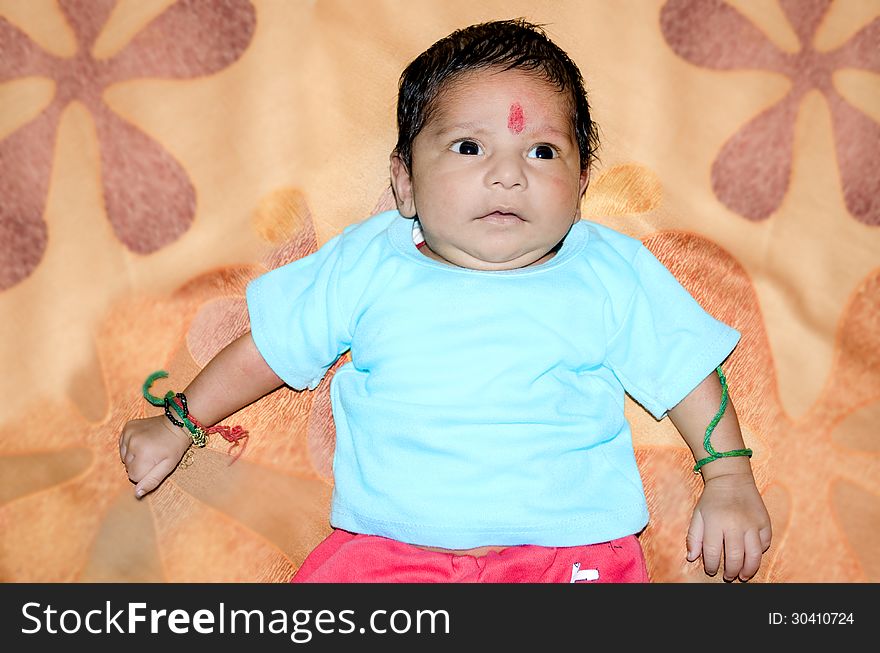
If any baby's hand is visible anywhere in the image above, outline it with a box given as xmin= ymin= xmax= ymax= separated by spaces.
xmin=119 ymin=415 xmax=192 ymax=498
xmin=687 ymin=472 xmax=772 ymax=581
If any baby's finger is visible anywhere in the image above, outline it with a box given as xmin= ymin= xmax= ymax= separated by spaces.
xmin=134 ymin=457 xmax=178 ymax=498
xmin=723 ymin=530 xmax=745 ymax=582
xmin=686 ymin=510 xmax=704 ymax=562
xmin=739 ymin=529 xmax=763 ymax=581
xmin=759 ymin=525 xmax=772 ymax=552
xmin=125 ymin=455 xmax=150 ymax=484
xmin=701 ymin=525 xmax=724 ymax=576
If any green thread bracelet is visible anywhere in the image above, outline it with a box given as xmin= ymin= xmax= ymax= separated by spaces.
xmin=692 ymin=366 xmax=752 ymax=474
xmin=142 ymin=370 xmax=207 ymax=447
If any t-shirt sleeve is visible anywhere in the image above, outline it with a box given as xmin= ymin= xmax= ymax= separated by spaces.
xmin=245 ymin=234 xmax=352 ymax=391
xmin=604 ymin=245 xmax=741 ymax=420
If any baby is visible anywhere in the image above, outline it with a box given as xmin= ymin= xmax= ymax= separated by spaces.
xmin=120 ymin=19 xmax=771 ymax=583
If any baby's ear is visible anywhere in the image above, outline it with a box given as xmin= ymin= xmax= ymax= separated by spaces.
xmin=575 ymin=167 xmax=590 ymax=218
xmin=579 ymin=166 xmax=591 ymax=196
xmin=389 ymin=153 xmax=416 ymax=217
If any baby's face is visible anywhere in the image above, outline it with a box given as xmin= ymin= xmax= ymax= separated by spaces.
xmin=391 ymin=67 xmax=589 ymax=271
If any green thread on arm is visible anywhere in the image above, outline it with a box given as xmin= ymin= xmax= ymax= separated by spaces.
xmin=142 ymin=370 xmax=169 ymax=406
xmin=692 ymin=366 xmax=753 ymax=474
xmin=142 ymin=370 xmax=208 ymax=447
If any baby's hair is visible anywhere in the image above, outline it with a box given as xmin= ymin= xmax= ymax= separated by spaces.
xmin=394 ymin=18 xmax=599 ymax=172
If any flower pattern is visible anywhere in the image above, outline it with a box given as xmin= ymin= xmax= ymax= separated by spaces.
xmin=640 ymin=231 xmax=880 ymax=582
xmin=0 ymin=187 xmax=331 ymax=581
xmin=661 ymin=0 xmax=880 ymax=224
xmin=0 ymin=0 xmax=256 ymax=290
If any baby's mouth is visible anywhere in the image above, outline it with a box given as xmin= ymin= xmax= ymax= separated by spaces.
xmin=478 ymin=211 xmax=524 ymax=224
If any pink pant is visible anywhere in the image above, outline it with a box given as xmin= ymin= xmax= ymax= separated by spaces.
xmin=292 ymin=529 xmax=650 ymax=583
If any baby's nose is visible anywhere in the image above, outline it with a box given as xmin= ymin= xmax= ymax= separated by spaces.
xmin=485 ymin=154 xmax=527 ymax=190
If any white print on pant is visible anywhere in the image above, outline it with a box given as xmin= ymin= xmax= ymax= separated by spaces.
xmin=570 ymin=562 xmax=600 ymax=583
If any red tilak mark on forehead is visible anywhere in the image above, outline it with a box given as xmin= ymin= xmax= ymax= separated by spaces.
xmin=507 ymin=103 xmax=525 ymax=134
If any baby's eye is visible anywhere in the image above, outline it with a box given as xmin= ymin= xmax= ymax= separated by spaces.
xmin=527 ymin=144 xmax=557 ymax=159
xmin=450 ymin=140 xmax=483 ymax=156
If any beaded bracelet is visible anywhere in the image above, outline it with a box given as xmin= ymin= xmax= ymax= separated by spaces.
xmin=693 ymin=366 xmax=753 ymax=473
xmin=142 ymin=371 xmax=249 ymax=461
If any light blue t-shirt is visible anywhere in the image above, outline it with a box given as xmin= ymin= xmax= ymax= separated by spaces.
xmin=246 ymin=210 xmax=740 ymax=548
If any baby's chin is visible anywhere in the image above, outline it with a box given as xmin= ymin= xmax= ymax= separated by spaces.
xmin=429 ymin=244 xmax=555 ymax=271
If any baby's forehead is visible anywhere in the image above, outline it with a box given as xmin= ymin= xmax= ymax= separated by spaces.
xmin=425 ymin=68 xmax=573 ymax=127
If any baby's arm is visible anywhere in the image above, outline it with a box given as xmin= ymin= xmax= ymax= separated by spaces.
xmin=667 ymin=371 xmax=772 ymax=581
xmin=119 ymin=332 xmax=283 ymax=498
